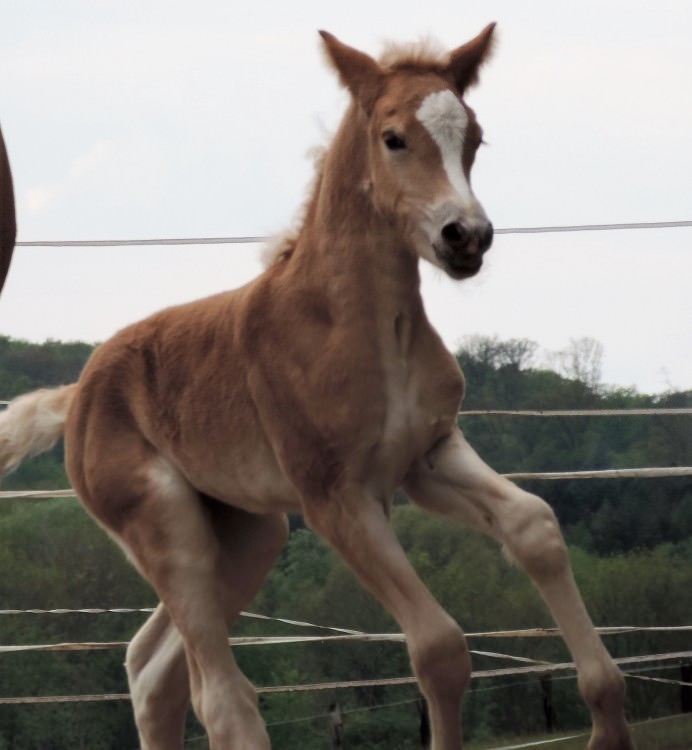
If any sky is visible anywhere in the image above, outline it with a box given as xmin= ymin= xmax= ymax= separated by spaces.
xmin=0 ymin=0 xmax=690 ymax=394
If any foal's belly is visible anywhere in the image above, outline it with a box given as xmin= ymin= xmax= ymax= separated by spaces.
xmin=173 ymin=441 xmax=304 ymax=515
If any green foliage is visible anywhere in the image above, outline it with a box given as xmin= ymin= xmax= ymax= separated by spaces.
xmin=0 ymin=500 xmax=154 ymax=749
xmin=1 ymin=335 xmax=691 ymax=747
xmin=0 ymin=336 xmax=93 ymax=398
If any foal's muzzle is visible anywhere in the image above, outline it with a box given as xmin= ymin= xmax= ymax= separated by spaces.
xmin=436 ymin=221 xmax=494 ymax=279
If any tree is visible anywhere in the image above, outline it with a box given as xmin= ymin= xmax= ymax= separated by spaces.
xmin=549 ymin=337 xmax=604 ymax=395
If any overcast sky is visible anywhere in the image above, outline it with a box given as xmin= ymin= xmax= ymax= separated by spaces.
xmin=0 ymin=0 xmax=690 ymax=394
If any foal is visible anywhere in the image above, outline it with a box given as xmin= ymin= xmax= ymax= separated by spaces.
xmin=0 ymin=26 xmax=635 ymax=750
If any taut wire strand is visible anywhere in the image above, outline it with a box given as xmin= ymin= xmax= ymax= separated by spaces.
xmin=13 ymin=220 xmax=692 ymax=248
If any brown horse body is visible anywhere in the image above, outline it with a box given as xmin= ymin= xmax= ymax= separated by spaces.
xmin=0 ymin=124 xmax=16 ymax=293
xmin=0 ymin=26 xmax=634 ymax=750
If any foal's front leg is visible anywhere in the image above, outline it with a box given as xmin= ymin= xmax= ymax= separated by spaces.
xmin=306 ymin=492 xmax=472 ymax=750
xmin=404 ymin=428 xmax=636 ymax=750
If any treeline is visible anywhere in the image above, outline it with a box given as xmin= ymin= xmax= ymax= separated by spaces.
xmin=0 ymin=334 xmax=691 ymax=748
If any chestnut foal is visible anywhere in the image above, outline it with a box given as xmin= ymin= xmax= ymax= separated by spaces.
xmin=0 ymin=26 xmax=635 ymax=750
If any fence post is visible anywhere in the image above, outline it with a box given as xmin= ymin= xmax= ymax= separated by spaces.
xmin=328 ymin=702 xmax=344 ymax=749
xmin=540 ymin=675 xmax=555 ymax=732
xmin=416 ymin=695 xmax=431 ymax=749
xmin=682 ymin=662 xmax=692 ymax=713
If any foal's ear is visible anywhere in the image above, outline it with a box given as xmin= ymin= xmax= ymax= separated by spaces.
xmin=319 ymin=31 xmax=384 ymax=115
xmin=447 ymin=23 xmax=496 ymax=94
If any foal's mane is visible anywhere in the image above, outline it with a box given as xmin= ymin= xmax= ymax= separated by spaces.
xmin=261 ymin=146 xmax=327 ymax=269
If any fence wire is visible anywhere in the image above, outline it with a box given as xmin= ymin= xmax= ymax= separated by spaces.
xmin=13 ymin=219 xmax=692 ymax=248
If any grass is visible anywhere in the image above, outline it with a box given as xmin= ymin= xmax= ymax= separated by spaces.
xmin=465 ymin=712 xmax=692 ymax=750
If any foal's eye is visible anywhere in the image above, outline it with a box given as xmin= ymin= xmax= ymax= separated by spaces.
xmin=383 ymin=131 xmax=407 ymax=151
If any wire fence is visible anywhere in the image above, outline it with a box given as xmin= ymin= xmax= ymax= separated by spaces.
xmin=13 ymin=219 xmax=692 ymax=247
xmin=2 ymin=464 xmax=691 ymax=503
xmin=2 ymin=613 xmax=691 ymax=655
xmin=2 ymin=406 xmax=690 ymax=496
xmin=3 ymin=552 xmax=689 ymax=709
xmin=1 ymin=605 xmax=691 ymax=703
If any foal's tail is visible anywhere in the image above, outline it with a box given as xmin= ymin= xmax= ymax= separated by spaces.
xmin=0 ymin=384 xmax=77 ymax=476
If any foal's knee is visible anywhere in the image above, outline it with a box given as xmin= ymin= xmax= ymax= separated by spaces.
xmin=501 ymin=491 xmax=569 ymax=578
xmin=410 ymin=616 xmax=471 ymax=699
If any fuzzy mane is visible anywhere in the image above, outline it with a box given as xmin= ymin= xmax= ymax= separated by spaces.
xmin=262 ymin=144 xmax=329 ymax=269
xmin=260 ymin=231 xmax=299 ymax=268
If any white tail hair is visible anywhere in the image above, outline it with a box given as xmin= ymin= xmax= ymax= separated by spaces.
xmin=0 ymin=384 xmax=77 ymax=475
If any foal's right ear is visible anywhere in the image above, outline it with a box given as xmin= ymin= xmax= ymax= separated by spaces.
xmin=319 ymin=31 xmax=384 ymax=115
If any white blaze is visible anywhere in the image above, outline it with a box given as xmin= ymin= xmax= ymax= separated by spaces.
xmin=416 ymin=89 xmax=476 ymax=210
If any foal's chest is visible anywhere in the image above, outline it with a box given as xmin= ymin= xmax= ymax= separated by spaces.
xmin=378 ymin=322 xmax=464 ymax=476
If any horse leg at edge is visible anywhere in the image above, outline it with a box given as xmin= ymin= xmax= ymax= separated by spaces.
xmin=306 ymin=493 xmax=471 ymax=750
xmin=404 ymin=428 xmax=635 ymax=750
xmin=125 ymin=504 xmax=287 ymax=750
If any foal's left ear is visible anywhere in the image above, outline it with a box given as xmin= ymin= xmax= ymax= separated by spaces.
xmin=447 ymin=23 xmax=497 ymax=94
xmin=319 ymin=31 xmax=384 ymax=115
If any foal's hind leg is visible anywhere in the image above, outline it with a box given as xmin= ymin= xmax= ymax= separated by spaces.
xmin=94 ymin=457 xmax=282 ymax=750
xmin=126 ymin=604 xmax=189 ymax=750
xmin=404 ymin=429 xmax=635 ymax=750
xmin=126 ymin=504 xmax=288 ymax=750
xmin=185 ymin=501 xmax=289 ymax=740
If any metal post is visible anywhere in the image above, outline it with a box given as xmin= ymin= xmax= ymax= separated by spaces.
xmin=540 ymin=674 xmax=555 ymax=732
xmin=328 ymin=702 xmax=344 ymax=749
xmin=416 ymin=695 xmax=431 ymax=749
xmin=681 ymin=662 xmax=692 ymax=713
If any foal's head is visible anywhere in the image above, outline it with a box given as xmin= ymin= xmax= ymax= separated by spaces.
xmin=321 ymin=25 xmax=495 ymax=279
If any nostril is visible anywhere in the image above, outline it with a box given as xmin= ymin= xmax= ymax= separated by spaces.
xmin=441 ymin=222 xmax=468 ymax=246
